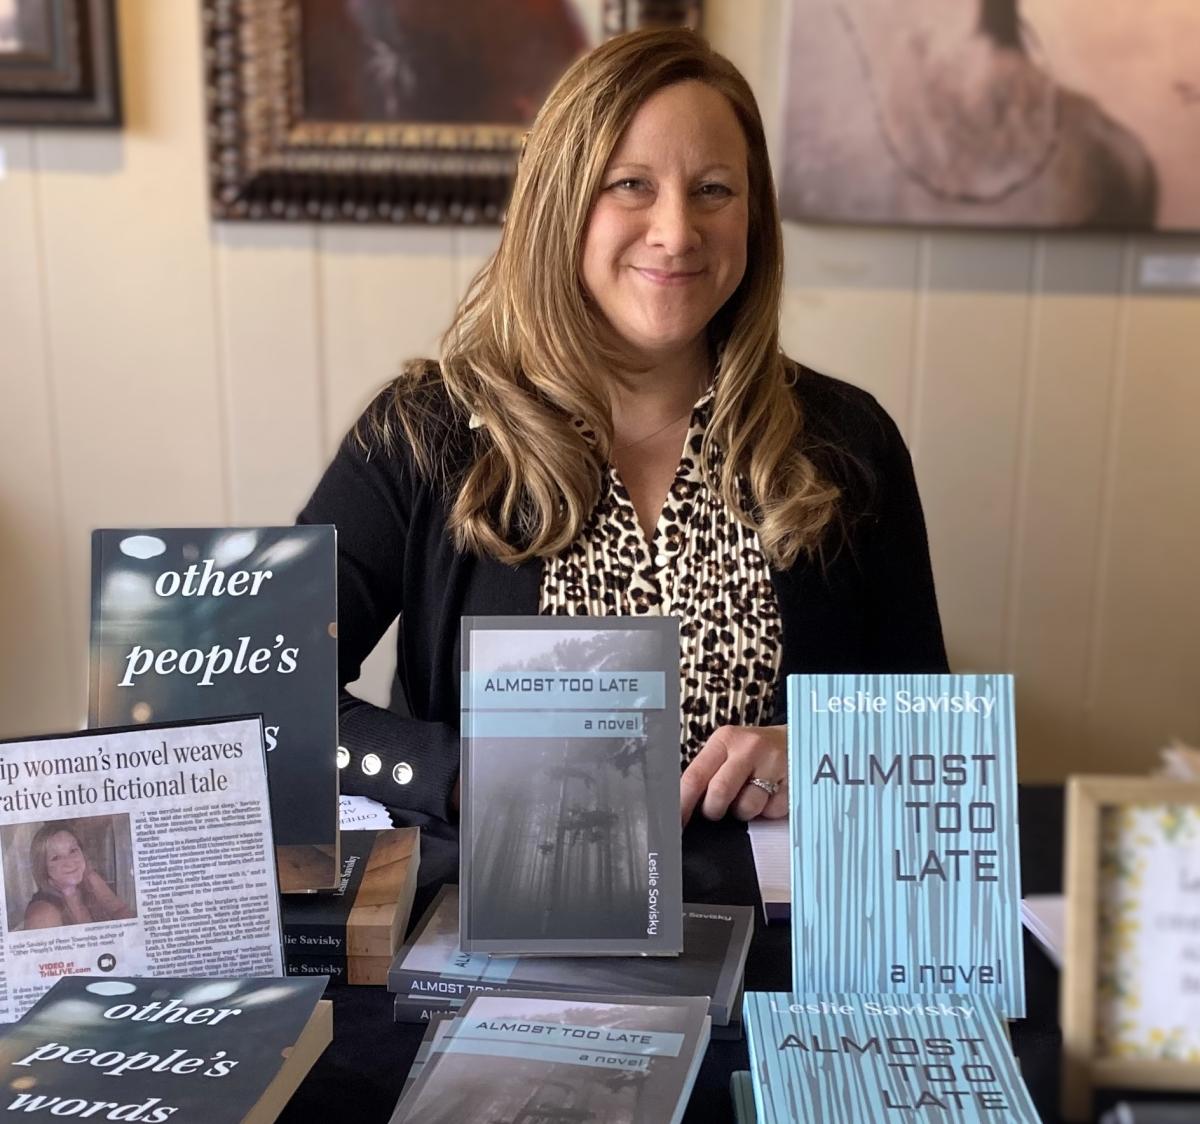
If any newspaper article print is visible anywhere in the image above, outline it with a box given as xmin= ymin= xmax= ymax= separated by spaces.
xmin=0 ymin=716 xmax=283 ymax=1023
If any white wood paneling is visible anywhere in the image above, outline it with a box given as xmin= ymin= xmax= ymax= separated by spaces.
xmin=317 ymin=227 xmax=459 ymax=449
xmin=1007 ymin=238 xmax=1126 ymax=779
xmin=0 ymin=130 xmax=76 ymax=733
xmin=32 ymin=0 xmax=226 ymax=712
xmin=214 ymin=224 xmax=325 ymax=523
xmin=916 ymin=233 xmax=1036 ymax=672
xmin=1086 ymin=238 xmax=1200 ymax=772
xmin=781 ymin=226 xmax=921 ymax=429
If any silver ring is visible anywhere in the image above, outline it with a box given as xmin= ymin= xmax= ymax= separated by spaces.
xmin=747 ymin=777 xmax=781 ymax=796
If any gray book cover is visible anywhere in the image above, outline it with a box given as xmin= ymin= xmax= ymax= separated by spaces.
xmin=390 ymin=991 xmax=710 ymax=1124
xmin=88 ymin=527 xmax=338 ymax=892
xmin=460 ymin=616 xmax=682 ymax=955
xmin=390 ymin=885 xmax=750 ymax=1023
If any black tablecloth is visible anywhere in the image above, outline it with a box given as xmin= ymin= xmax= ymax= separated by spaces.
xmin=271 ymin=786 xmax=1115 ymax=1123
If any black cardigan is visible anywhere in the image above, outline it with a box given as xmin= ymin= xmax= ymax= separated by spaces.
xmin=298 ymin=367 xmax=948 ymax=822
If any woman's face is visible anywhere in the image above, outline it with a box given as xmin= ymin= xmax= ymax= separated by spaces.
xmin=580 ymin=81 xmax=749 ymax=368
xmin=45 ymin=831 xmax=86 ymax=887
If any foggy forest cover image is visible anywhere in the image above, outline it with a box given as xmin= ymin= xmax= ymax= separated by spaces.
xmin=460 ymin=618 xmax=682 ymax=954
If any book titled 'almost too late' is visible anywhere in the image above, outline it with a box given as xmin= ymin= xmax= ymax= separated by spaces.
xmin=459 ymin=616 xmax=682 ymax=956
xmin=789 ymin=674 xmax=1025 ymax=1018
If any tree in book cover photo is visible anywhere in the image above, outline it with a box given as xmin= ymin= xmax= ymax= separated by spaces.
xmin=1 ymin=816 xmax=137 ymax=932
xmin=466 ymin=627 xmax=673 ymax=943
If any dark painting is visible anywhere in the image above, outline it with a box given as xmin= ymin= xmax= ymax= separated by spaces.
xmin=299 ymin=0 xmax=588 ymax=125
xmin=205 ymin=0 xmax=700 ymax=222
xmin=0 ymin=0 xmax=51 ymax=55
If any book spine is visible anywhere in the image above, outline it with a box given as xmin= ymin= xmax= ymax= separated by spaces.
xmin=285 ymin=956 xmax=347 ymax=986
xmin=392 ymin=994 xmax=463 ymax=1024
xmin=87 ymin=531 xmax=104 ymax=726
xmin=282 ymin=923 xmax=347 ymax=955
xmin=389 ymin=970 xmax=514 ymax=1001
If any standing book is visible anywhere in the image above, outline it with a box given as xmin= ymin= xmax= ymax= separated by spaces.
xmin=0 ymin=976 xmax=332 ymax=1123
xmin=89 ymin=527 xmax=338 ymax=892
xmin=460 ymin=616 xmax=682 ymax=955
xmin=743 ymin=992 xmax=1039 ymax=1123
xmin=789 ymin=673 xmax=1025 ymax=1018
xmin=389 ymin=991 xmax=710 ymax=1124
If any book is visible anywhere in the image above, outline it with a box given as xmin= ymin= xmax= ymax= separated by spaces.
xmin=395 ymin=1015 xmax=455 ymax=1113
xmin=389 ymin=991 xmax=711 ymax=1124
xmin=282 ymin=828 xmax=420 ymax=959
xmin=743 ymin=992 xmax=1039 ymax=1123
xmin=393 ymin=984 xmax=746 ymax=1041
xmin=1020 ymin=894 xmax=1064 ymax=969
xmin=731 ymin=1070 xmax=757 ymax=1123
xmin=0 ymin=717 xmax=284 ymax=1023
xmin=747 ymin=817 xmax=790 ymax=923
xmin=287 ymin=953 xmax=392 ymax=987
xmin=789 ymin=673 xmax=1026 ymax=1018
xmin=388 ymin=885 xmax=750 ymax=1025
xmin=89 ymin=526 xmax=339 ymax=893
xmin=459 ymin=616 xmax=682 ymax=955
xmin=0 ymin=975 xmax=332 ymax=1124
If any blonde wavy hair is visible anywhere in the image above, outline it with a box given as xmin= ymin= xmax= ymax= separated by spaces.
xmin=365 ymin=27 xmax=840 ymax=568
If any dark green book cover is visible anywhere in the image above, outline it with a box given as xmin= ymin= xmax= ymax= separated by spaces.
xmin=88 ymin=527 xmax=338 ymax=892
xmin=0 ymin=976 xmax=329 ymax=1121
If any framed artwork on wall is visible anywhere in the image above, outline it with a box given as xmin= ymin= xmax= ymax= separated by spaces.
xmin=0 ymin=0 xmax=120 ymax=126
xmin=203 ymin=0 xmax=702 ymax=224
xmin=1061 ymin=776 xmax=1200 ymax=1122
xmin=779 ymin=0 xmax=1200 ymax=231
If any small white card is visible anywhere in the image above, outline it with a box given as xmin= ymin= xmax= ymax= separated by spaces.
xmin=339 ymin=793 xmax=393 ymax=830
xmin=1138 ymin=254 xmax=1200 ymax=290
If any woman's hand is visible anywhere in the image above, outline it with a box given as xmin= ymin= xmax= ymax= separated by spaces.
xmin=83 ymin=868 xmax=111 ymax=897
xmin=679 ymin=724 xmax=788 ymax=826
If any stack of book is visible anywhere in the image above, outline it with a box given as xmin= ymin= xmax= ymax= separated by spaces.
xmin=742 ymin=992 xmax=1040 ymax=1122
xmin=732 ymin=673 xmax=1040 ymax=1121
xmin=284 ymin=827 xmax=420 ymax=985
xmin=388 ymin=992 xmax=711 ymax=1124
xmin=388 ymin=885 xmax=751 ymax=1038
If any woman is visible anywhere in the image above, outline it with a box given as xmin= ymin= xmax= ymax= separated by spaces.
xmin=300 ymin=28 xmax=947 ymax=827
xmin=24 ymin=824 xmax=133 ymax=929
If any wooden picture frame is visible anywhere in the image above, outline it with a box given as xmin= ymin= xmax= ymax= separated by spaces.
xmin=1061 ymin=776 xmax=1200 ymax=1122
xmin=0 ymin=0 xmax=121 ymax=126
xmin=203 ymin=0 xmax=702 ymax=225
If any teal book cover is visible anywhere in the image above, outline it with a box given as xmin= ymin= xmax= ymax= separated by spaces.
xmin=789 ymin=674 xmax=1024 ymax=1018
xmin=743 ymin=992 xmax=1039 ymax=1123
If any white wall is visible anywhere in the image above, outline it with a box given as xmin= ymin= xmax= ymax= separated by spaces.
xmin=1 ymin=0 xmax=1197 ymax=778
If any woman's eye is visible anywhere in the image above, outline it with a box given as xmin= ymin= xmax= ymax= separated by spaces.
xmin=608 ymin=178 xmax=646 ymax=192
xmin=697 ymin=182 xmax=733 ymax=198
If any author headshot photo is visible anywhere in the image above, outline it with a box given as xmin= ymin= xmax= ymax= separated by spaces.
xmin=2 ymin=817 xmax=137 ymax=931
xmin=301 ymin=27 xmax=947 ymax=829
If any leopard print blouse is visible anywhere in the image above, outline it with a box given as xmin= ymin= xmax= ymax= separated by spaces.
xmin=539 ymin=392 xmax=783 ymax=765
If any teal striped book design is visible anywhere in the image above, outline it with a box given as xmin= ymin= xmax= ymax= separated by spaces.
xmin=743 ymin=992 xmax=1040 ymax=1123
xmin=789 ymin=674 xmax=1024 ymax=1018
xmin=731 ymin=1070 xmax=757 ymax=1123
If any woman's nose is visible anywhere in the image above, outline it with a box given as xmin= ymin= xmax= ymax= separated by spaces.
xmin=646 ymin=190 xmax=701 ymax=256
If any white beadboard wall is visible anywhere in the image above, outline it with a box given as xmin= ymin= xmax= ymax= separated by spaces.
xmin=1 ymin=0 xmax=1197 ymax=779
